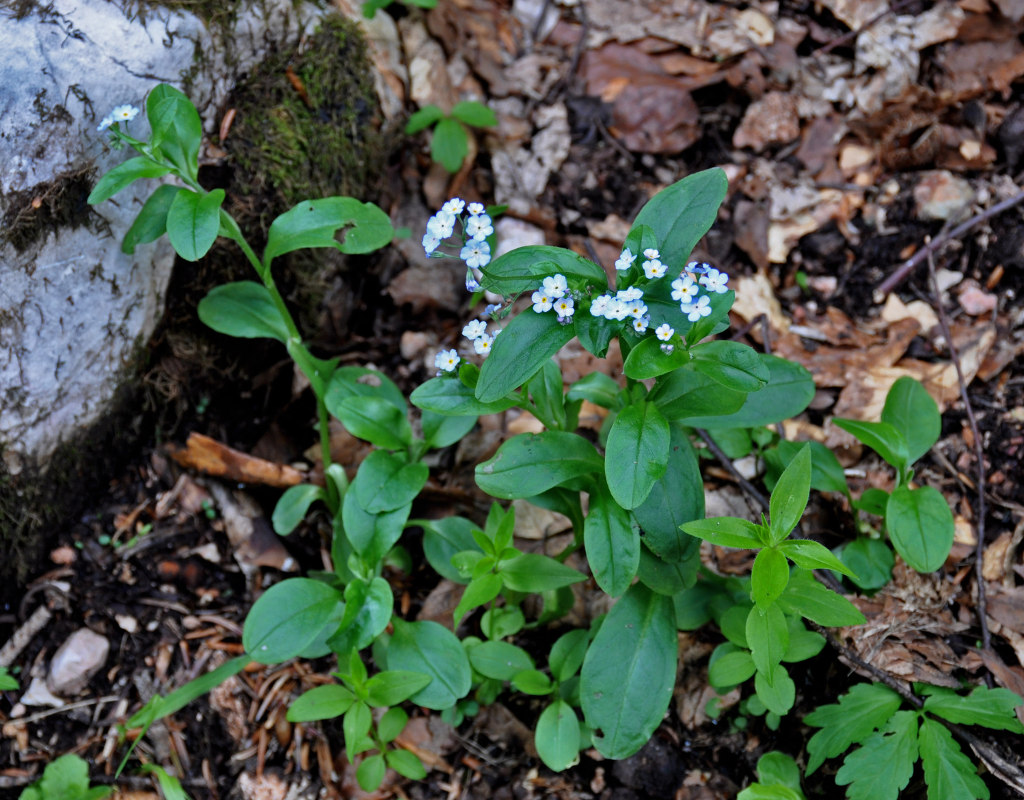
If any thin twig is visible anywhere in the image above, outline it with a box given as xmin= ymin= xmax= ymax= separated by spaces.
xmin=811 ymin=622 xmax=923 ymax=707
xmin=811 ymin=0 xmax=919 ymax=57
xmin=876 ymin=187 xmax=1024 ymax=299
xmin=925 ymin=251 xmax=992 ymax=656
xmin=696 ymin=429 xmax=770 ymax=511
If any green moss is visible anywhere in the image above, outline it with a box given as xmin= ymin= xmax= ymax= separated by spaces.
xmin=226 ymin=13 xmax=385 ymax=231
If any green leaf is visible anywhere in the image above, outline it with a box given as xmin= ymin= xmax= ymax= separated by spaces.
xmin=536 ymin=700 xmax=581 ymax=771
xmin=881 ymin=376 xmax=940 ymax=466
xmin=922 ymin=685 xmax=1024 ymax=732
xmin=605 ymin=400 xmax=670 ymax=509
xmin=776 ymin=570 xmax=866 ymax=628
xmin=835 ymin=710 xmax=919 ymax=800
xmin=20 ymin=754 xmax=112 ymax=800
xmin=412 ymin=374 xmax=518 ymax=416
xmin=166 ymin=188 xmax=224 ymax=261
xmin=768 ymin=444 xmax=810 ymax=543
xmin=264 ymin=197 xmax=393 ymax=267
xmin=341 ymin=492 xmax=410 ymax=568
xmin=511 ymin=669 xmax=554 ymax=695
xmin=126 ymin=655 xmax=251 ymax=729
xmin=336 ymin=397 xmax=412 ymax=450
xmin=779 ymin=539 xmax=855 ymax=577
xmin=581 ymin=584 xmax=677 ymax=759
xmin=432 ymin=116 xmax=468 ymax=172
xmin=146 ymin=84 xmax=201 ymax=182
xmin=708 ymin=647 xmax=756 ymax=688
xmin=750 ymin=547 xmax=790 ymax=610
xmin=272 ymin=484 xmax=326 ymax=535
xmin=840 ymin=537 xmax=894 ymax=591
xmin=450 ymin=101 xmax=498 ymax=127
xmin=387 ymin=620 xmax=472 ymax=709
xmin=567 ymin=372 xmax=622 ymax=408
xmin=621 ymin=335 xmax=692 ymax=380
xmin=121 ymin=184 xmax=181 ymax=254
xmin=549 ymin=629 xmax=589 ymax=683
xmin=476 ymin=309 xmax=576 ymax=402
xmin=386 ymin=748 xmax=427 ymax=779
xmin=782 ymin=627 xmax=825 ymax=663
xmin=469 ymin=641 xmax=534 ymax=681
xmin=405 ymin=104 xmax=444 ymax=133
xmin=352 ymin=450 xmax=428 ymax=513
xmin=138 ymin=765 xmax=188 ymax=800
xmin=479 ymin=245 xmax=607 ymax=296
xmin=737 ymin=784 xmax=804 ymax=800
xmin=632 ymin=425 xmax=704 ymax=562
xmin=356 ymin=753 xmax=386 ymax=792
xmin=481 ymin=606 xmax=525 ymax=640
xmin=886 ymin=485 xmax=954 ymax=573
xmin=682 ymin=355 xmax=814 ymax=429
xmin=377 ymin=707 xmax=409 ymax=743
xmin=648 ymin=368 xmax=747 ymax=423
xmin=754 ymin=664 xmax=795 ymax=715
xmin=833 ymin=419 xmax=908 ymax=472
xmin=681 ymin=517 xmax=765 ymax=549
xmin=636 ymin=543 xmax=699 ymax=595
xmin=327 ymin=577 xmax=393 ymax=654
xmin=918 ymin=716 xmax=990 ymax=800
xmin=498 ymin=552 xmax=586 ymax=593
xmin=746 ymin=604 xmax=789 ymax=682
xmin=416 ymin=516 xmax=480 ymax=583
xmin=88 ymin=156 xmax=171 ymax=205
xmin=198 ymin=281 xmax=291 ymax=342
xmin=475 ymin=431 xmax=602 ymax=498
xmin=690 ymin=340 xmax=770 ymax=393
xmin=326 ymin=366 xmax=407 ymax=414
xmin=243 ymin=578 xmax=343 ymax=663
xmin=0 ymin=666 xmax=18 ymax=691
xmin=421 ymin=409 xmax=477 ymax=449
xmin=756 ymin=751 xmax=805 ymax=794
xmin=631 ymin=168 xmax=728 ymax=270
xmin=803 ymin=682 xmax=903 ymax=774
xmin=453 ymin=572 xmax=503 ymax=624
xmin=584 ymin=480 xmax=640 ymax=597
xmin=287 ymin=684 xmax=356 ymax=722
xmin=344 ymin=700 xmax=373 ymax=760
xmin=766 ymin=439 xmax=848 ymax=496
xmin=365 ymin=670 xmax=434 ymax=707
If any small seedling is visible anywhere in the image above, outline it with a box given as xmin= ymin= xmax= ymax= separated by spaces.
xmin=405 ymin=101 xmax=497 ymax=173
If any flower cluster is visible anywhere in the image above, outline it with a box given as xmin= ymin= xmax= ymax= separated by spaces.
xmin=528 ymin=248 xmax=729 ymax=353
xmin=97 ymin=104 xmax=140 ymax=132
xmin=422 ymin=198 xmax=494 ymax=284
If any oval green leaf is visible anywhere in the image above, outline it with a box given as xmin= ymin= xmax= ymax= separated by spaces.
xmin=475 ymin=431 xmax=602 ymax=498
xmin=387 ymin=619 xmax=472 ymax=709
xmin=584 ymin=480 xmax=640 ymax=597
xmin=243 ymin=578 xmax=343 ymax=663
xmin=166 ymin=188 xmax=224 ymax=262
xmin=581 ymin=583 xmax=677 ymax=759
xmin=605 ymin=401 xmax=670 ymax=510
xmin=476 ymin=310 xmax=575 ymax=402
xmin=886 ymin=485 xmax=954 ymax=573
xmin=198 ymin=281 xmax=291 ymax=342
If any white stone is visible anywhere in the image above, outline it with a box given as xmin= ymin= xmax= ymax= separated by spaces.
xmin=0 ymin=0 xmax=327 ymax=469
xmin=47 ymin=627 xmax=110 ymax=695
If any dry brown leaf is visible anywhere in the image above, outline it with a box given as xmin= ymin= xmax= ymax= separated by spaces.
xmin=168 ymin=433 xmax=304 ymax=489
xmin=580 ymin=44 xmax=700 ymax=153
xmin=732 ymin=92 xmax=800 ymax=152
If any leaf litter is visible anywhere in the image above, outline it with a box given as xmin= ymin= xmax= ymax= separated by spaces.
xmin=4 ymin=0 xmax=1024 ymax=798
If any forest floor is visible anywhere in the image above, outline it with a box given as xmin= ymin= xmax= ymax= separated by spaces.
xmin=3 ymin=0 xmax=1024 ymax=798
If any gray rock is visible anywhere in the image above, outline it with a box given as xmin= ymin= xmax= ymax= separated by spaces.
xmin=47 ymin=627 xmax=109 ymax=695
xmin=0 ymin=0 xmax=326 ymax=471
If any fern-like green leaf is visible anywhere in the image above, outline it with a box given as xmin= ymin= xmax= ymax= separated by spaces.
xmin=835 ymin=710 xmax=918 ymax=800
xmin=918 ymin=717 xmax=990 ymax=800
xmin=804 ymin=683 xmax=903 ymax=774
